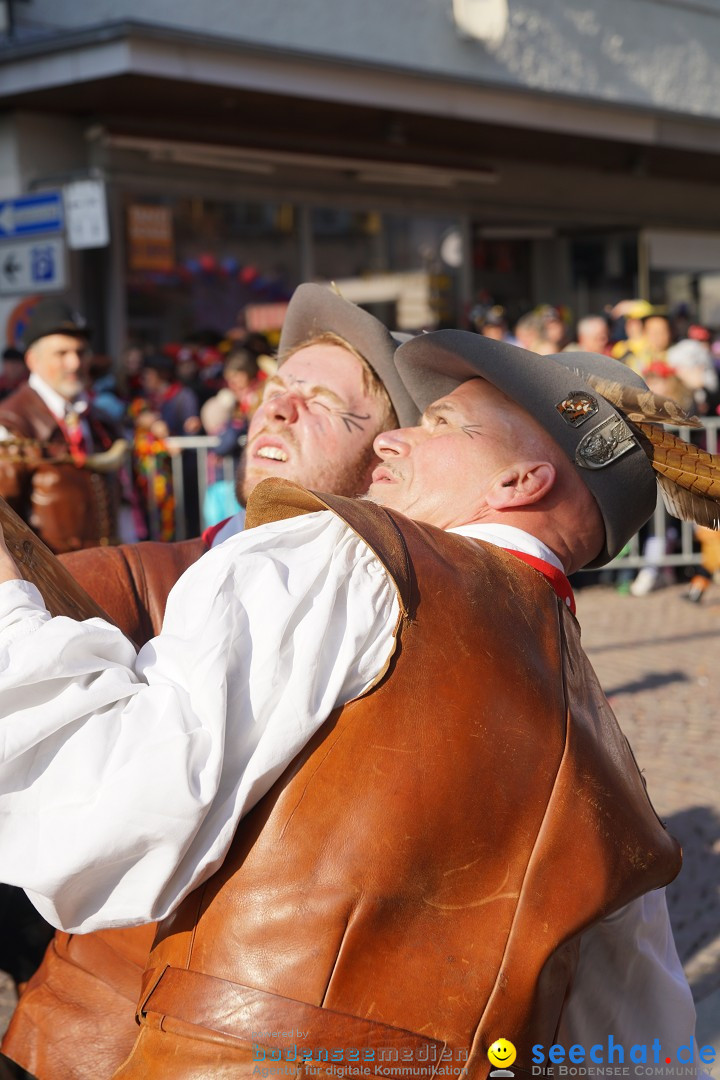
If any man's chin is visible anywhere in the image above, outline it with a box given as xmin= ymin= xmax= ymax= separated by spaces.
xmin=241 ymin=464 xmax=294 ymax=503
xmin=364 ymin=484 xmax=403 ymax=511
xmin=60 ymin=382 xmax=83 ymax=400
xmin=242 ymin=452 xmax=377 ymax=503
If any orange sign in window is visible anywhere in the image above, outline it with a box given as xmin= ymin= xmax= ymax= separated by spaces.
xmin=127 ymin=205 xmax=174 ymax=271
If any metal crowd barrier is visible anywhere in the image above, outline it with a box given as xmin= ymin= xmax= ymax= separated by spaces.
xmin=144 ymin=422 xmax=720 ymax=566
xmin=144 ymin=435 xmax=245 ymax=542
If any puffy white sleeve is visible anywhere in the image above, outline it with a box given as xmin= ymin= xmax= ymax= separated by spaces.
xmin=0 ymin=510 xmax=398 ymax=933
xmin=558 ymin=889 xmax=706 ymax=1072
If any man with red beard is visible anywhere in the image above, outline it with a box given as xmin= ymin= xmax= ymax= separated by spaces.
xmin=210 ymin=285 xmax=411 ymax=546
xmin=0 ymin=283 xmax=418 ymax=1080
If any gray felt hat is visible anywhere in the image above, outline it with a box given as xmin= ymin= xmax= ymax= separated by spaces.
xmin=278 ymin=284 xmax=419 ymax=428
xmin=394 ymin=329 xmax=657 ymax=568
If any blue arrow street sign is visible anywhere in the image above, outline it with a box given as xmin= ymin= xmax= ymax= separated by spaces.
xmin=0 ymin=191 xmax=64 ymax=239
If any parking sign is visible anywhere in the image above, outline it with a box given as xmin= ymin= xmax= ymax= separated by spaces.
xmin=0 ymin=237 xmax=66 ymax=295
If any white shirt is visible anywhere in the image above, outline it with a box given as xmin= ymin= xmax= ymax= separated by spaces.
xmin=0 ymin=511 xmax=397 ymax=931
xmin=211 ymin=507 xmax=246 ymax=543
xmin=0 ymin=511 xmax=699 ymax=1056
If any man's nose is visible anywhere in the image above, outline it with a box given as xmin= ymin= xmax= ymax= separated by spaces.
xmin=264 ymin=390 xmax=301 ymax=425
xmin=373 ymin=428 xmax=411 ymax=458
xmin=66 ymin=352 xmax=83 ymax=371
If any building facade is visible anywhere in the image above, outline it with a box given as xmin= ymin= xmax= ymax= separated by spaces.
xmin=3 ymin=0 xmax=720 ymax=351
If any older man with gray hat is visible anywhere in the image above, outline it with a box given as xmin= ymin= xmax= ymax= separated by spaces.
xmin=0 ymin=331 xmax=712 ymax=1078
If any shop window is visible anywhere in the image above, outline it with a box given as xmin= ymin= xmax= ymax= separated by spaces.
xmin=125 ymin=196 xmax=301 ymax=348
xmin=312 ymin=209 xmax=462 ymax=330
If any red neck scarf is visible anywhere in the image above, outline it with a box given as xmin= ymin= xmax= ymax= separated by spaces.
xmin=505 ymin=549 xmax=576 ymax=615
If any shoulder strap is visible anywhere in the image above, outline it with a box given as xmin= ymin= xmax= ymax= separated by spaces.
xmin=245 ymin=477 xmax=413 ymax=617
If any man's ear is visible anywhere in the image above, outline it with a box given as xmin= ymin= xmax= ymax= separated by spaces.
xmin=485 ymin=461 xmax=556 ymax=510
xmin=24 ymin=346 xmax=37 ymax=374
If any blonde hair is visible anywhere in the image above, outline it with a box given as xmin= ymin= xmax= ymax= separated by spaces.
xmin=279 ymin=331 xmax=398 ymax=431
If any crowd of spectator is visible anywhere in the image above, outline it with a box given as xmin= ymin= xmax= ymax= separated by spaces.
xmin=0 ymin=322 xmax=274 ymax=545
xmin=470 ymin=297 xmax=720 ymax=418
xmin=3 ymin=294 xmax=720 ymax=595
xmin=471 ymin=297 xmax=720 ymax=599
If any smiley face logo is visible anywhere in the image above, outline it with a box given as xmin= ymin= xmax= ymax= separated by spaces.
xmin=488 ymin=1039 xmax=517 ymax=1069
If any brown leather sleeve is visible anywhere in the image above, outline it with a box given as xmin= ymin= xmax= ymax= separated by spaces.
xmin=0 ymin=458 xmax=27 ymax=502
xmin=59 ymin=537 xmax=207 ymax=646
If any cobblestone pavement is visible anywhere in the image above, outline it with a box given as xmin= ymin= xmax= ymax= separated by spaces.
xmin=0 ymin=975 xmax=13 ymax=1040
xmin=1 ymin=580 xmax=719 ymax=1047
xmin=575 ymin=580 xmax=720 ymax=1045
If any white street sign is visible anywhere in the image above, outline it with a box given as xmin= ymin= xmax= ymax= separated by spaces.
xmin=64 ymin=180 xmax=109 ymax=250
xmin=0 ymin=237 xmax=66 ymax=295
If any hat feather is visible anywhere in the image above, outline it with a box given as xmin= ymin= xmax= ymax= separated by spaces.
xmin=583 ymin=374 xmax=720 ymax=528
xmin=654 ymin=474 xmax=720 ymax=529
xmin=631 ymin=422 xmax=720 ymax=528
xmin=584 ymin=375 xmax=702 ymax=428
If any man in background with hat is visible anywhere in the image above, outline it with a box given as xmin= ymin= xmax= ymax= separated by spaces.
xmin=0 ymin=328 xmax=705 ymax=1075
xmin=0 ymin=282 xmax=419 ymax=1080
xmin=0 ymin=297 xmax=123 ymax=555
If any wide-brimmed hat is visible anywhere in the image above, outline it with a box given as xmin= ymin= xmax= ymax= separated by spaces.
xmin=278 ymin=283 xmax=419 ymax=428
xmin=394 ymin=330 xmax=658 ymax=567
xmin=23 ymin=299 xmax=90 ymax=351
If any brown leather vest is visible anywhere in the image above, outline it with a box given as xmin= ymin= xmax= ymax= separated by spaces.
xmin=1 ymin=537 xmax=206 ymax=1080
xmin=0 ymin=382 xmax=119 ymax=553
xmin=103 ymin=480 xmax=680 ymax=1079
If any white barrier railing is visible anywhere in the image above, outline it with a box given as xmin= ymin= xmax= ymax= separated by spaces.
xmin=144 ymin=435 xmax=245 ymax=542
xmin=144 ymin=422 xmax=720 ymax=567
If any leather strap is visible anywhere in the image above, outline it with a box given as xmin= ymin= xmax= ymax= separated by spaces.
xmin=140 ymin=966 xmax=452 ymax=1078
